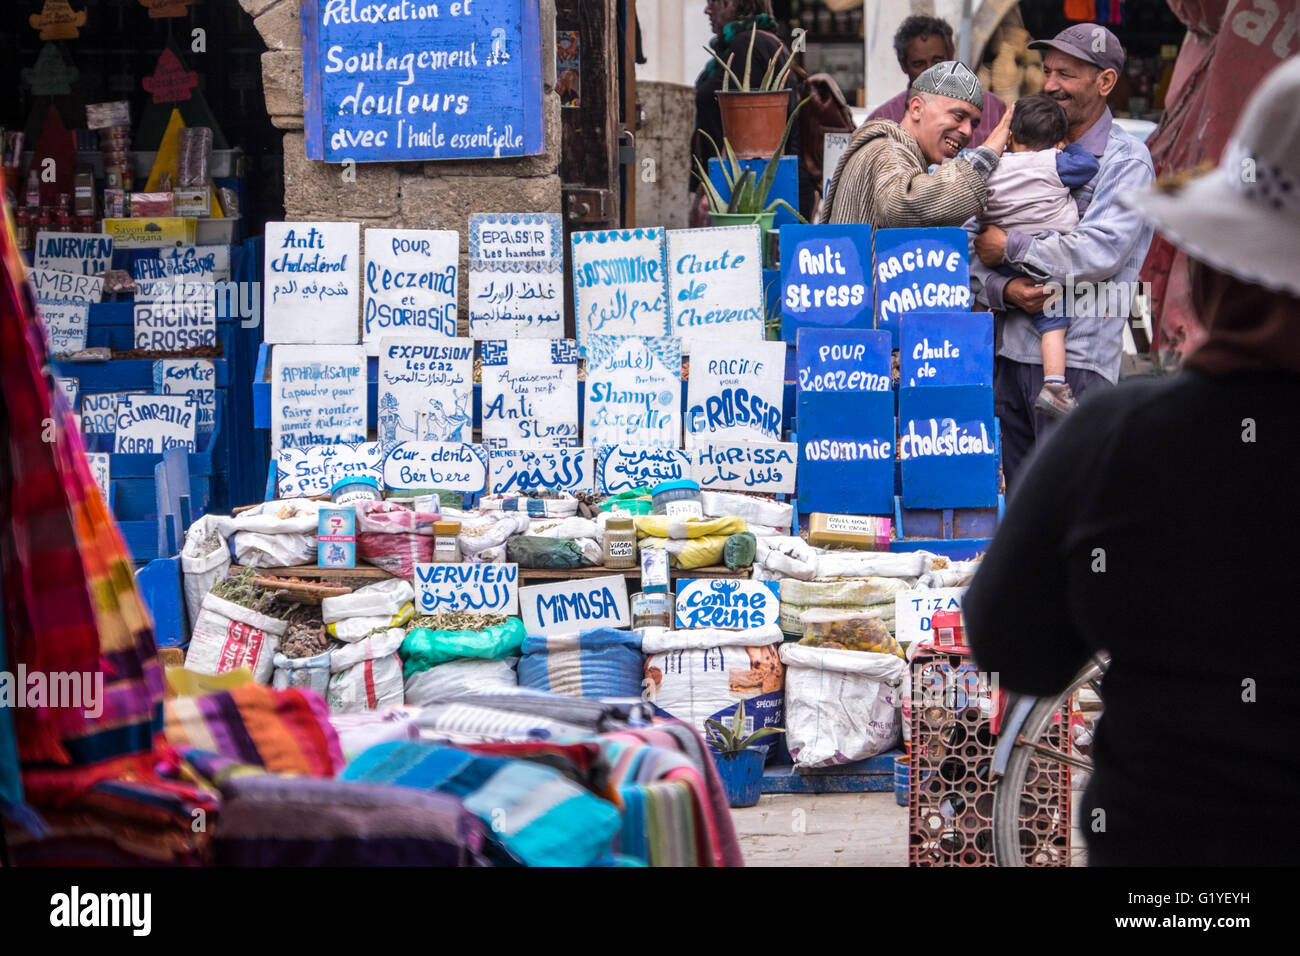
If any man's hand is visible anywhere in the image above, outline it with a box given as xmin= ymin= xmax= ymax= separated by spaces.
xmin=982 ymin=102 xmax=1015 ymax=155
xmin=975 ymin=225 xmax=1008 ymax=267
xmin=1003 ymin=276 xmax=1053 ymax=314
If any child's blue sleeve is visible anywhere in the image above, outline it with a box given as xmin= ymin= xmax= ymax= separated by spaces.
xmin=1056 ymin=143 xmax=1100 ymax=189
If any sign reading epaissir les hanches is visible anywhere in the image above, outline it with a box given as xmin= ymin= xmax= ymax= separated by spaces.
xmin=382 ymin=441 xmax=487 ymax=492
xmin=692 ymin=441 xmax=797 ymax=494
xmin=488 ymin=447 xmax=592 ymax=495
xmin=518 ymin=574 xmax=630 ymax=634
xmin=572 ymin=228 xmax=669 ymax=348
xmin=377 ymin=336 xmax=474 ymax=443
xmin=362 ymin=228 xmax=459 ymax=352
xmin=479 ymin=338 xmax=578 ymax=449
xmin=414 ymin=563 xmax=520 ymax=615
xmin=469 ymin=212 xmax=563 ymax=339
xmin=301 ymin=0 xmax=545 ymax=163
xmin=594 ymin=444 xmax=693 ymax=495
xmin=583 ymin=333 xmax=681 ymax=449
xmin=685 ymin=340 xmax=785 ymax=448
xmin=665 ymin=224 xmax=764 ymax=352
xmin=154 ymin=358 xmax=217 ymax=431
xmin=278 ymin=442 xmax=386 ymax=498
xmin=37 ymin=300 xmax=89 ymax=355
xmin=271 ymin=344 xmax=367 ymax=452
xmin=114 ymin=395 xmax=197 ymax=454
xmin=264 ymin=222 xmax=360 ymax=344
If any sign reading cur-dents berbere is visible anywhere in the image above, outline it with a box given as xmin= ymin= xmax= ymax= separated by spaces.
xmin=302 ymin=0 xmax=545 ymax=163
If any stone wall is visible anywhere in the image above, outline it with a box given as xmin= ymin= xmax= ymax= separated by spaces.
xmin=634 ymin=81 xmax=696 ymax=231
xmin=239 ymin=0 xmax=563 ymax=332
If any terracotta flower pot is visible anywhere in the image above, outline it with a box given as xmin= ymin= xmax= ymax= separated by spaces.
xmin=716 ymin=89 xmax=792 ymax=159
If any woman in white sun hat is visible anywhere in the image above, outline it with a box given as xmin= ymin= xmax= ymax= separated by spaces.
xmin=963 ymin=56 xmax=1300 ymax=866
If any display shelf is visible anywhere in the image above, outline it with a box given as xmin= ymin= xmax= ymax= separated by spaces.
xmin=232 ymin=562 xmax=752 ymax=582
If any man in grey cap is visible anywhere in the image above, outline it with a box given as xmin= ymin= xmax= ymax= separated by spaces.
xmin=969 ymin=24 xmax=1155 ymax=489
xmin=820 ymin=60 xmax=1014 ymax=228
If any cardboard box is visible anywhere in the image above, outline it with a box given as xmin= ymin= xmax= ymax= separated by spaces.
xmin=173 ymin=187 xmax=210 ymax=218
xmin=102 ymin=217 xmax=197 ymax=249
xmin=129 ymin=192 xmax=176 ymax=218
xmin=807 ymin=512 xmax=891 ymax=551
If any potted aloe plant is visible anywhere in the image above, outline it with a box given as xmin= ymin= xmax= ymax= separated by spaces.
xmin=693 ymin=97 xmax=808 ymax=234
xmin=706 ymin=25 xmax=800 ymax=158
xmin=706 ymin=699 xmax=785 ymax=808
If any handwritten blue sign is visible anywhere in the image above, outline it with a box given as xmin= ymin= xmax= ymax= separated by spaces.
xmin=779 ymin=224 xmax=873 ymax=340
xmin=488 ymin=446 xmax=592 ymax=494
xmin=796 ymin=328 xmax=891 ymax=394
xmin=302 ymin=0 xmax=545 ymax=163
xmin=595 ymin=444 xmax=692 ymax=495
xmin=692 ymin=441 xmax=796 ymax=494
xmin=899 ymin=385 xmax=998 ymax=509
xmin=383 ymin=441 xmax=488 ymax=492
xmin=797 ymin=390 xmax=895 ymax=515
xmin=666 ymin=224 xmax=764 ymax=350
xmin=154 ymin=359 xmax=216 ymax=431
xmin=133 ymin=245 xmax=231 ymax=283
xmin=519 ymin=574 xmax=630 ymax=634
xmin=583 ymin=334 xmax=681 ymax=448
xmin=572 ymin=229 xmax=670 ymax=347
xmin=415 ymin=562 xmax=519 ymax=615
xmin=873 ymin=227 xmax=971 ymax=348
xmin=675 ymin=578 xmax=779 ymax=629
xmin=900 ymin=312 xmax=993 ymax=388
xmin=469 ymin=213 xmax=564 ymax=339
xmin=362 ymin=228 xmax=459 ymax=351
xmin=480 ymin=338 xmax=578 ymax=449
xmin=277 ymin=441 xmax=386 ymax=498
xmin=685 ymin=340 xmax=785 ymax=447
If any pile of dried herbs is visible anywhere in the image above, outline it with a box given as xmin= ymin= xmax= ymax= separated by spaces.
xmin=211 ymin=567 xmax=283 ymax=615
xmin=408 ymin=611 xmax=509 ymax=633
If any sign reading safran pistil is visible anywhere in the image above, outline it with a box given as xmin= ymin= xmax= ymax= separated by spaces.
xmin=302 ymin=0 xmax=545 ymax=163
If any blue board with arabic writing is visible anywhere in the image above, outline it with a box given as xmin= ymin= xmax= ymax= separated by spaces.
xmin=779 ymin=224 xmax=874 ymax=342
xmin=900 ymin=312 xmax=993 ymax=388
xmin=301 ymin=0 xmax=545 ymax=163
xmin=872 ymin=228 xmax=972 ymax=348
xmin=898 ymin=385 xmax=997 ymax=509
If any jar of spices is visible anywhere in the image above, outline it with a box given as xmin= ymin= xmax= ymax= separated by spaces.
xmin=651 ymin=479 xmax=703 ymax=518
xmin=603 ymin=514 xmax=637 ymax=569
xmin=55 ymin=194 xmax=74 ymax=233
xmin=433 ymin=520 xmax=462 ymax=562
xmin=330 ymin=475 xmax=381 ymax=506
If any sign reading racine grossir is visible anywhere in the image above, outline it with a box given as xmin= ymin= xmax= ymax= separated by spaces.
xmin=301 ymin=0 xmax=545 ymax=163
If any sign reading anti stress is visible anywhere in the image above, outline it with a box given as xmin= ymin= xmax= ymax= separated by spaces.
xmin=778 ymin=223 xmax=872 ymax=343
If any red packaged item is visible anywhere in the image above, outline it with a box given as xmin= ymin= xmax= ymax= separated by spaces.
xmin=354 ymin=500 xmax=441 ymax=580
xmin=129 ymin=191 xmax=176 ymax=218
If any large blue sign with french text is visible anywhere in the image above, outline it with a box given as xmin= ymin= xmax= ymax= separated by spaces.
xmin=898 ymin=385 xmax=998 ymax=509
xmin=900 ymin=312 xmax=993 ymax=388
xmin=873 ymin=228 xmax=971 ymax=348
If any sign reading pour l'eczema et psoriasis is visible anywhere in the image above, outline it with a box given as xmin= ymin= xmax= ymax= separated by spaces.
xmin=302 ymin=0 xmax=545 ymax=163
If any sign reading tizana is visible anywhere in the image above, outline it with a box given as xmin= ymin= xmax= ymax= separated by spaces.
xmin=301 ymin=0 xmax=546 ymax=163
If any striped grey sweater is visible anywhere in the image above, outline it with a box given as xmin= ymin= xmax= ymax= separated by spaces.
xmin=819 ymin=119 xmax=998 ymax=228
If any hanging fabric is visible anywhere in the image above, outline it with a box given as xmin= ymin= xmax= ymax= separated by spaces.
xmin=1064 ymin=0 xmax=1097 ymax=22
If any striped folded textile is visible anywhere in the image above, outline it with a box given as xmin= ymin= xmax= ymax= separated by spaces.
xmin=341 ymin=741 xmax=622 ymax=867
xmin=164 ymin=683 xmax=344 ymax=778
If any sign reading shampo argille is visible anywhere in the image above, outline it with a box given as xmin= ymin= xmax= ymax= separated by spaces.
xmin=302 ymin=0 xmax=545 ymax=163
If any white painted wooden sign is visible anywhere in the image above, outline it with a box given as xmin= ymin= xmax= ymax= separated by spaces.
xmin=692 ymin=441 xmax=797 ymax=494
xmin=362 ymin=228 xmax=459 ymax=353
xmin=86 ymin=452 xmax=111 ymax=501
xmin=133 ymin=245 xmax=232 ymax=283
xmin=479 ymin=338 xmax=578 ymax=449
xmin=675 ymin=578 xmax=779 ymax=629
xmin=154 ymin=359 xmax=217 ymax=431
xmin=264 ymin=221 xmax=361 ymax=344
xmin=271 ymin=344 xmax=367 ymax=452
xmin=29 ymin=268 xmax=103 ymax=305
xmin=414 ymin=563 xmax=520 ymax=615
xmin=377 ymin=336 xmax=474 ymax=444
xmin=572 ymin=228 xmax=669 ymax=348
xmin=519 ymin=574 xmax=631 ymax=635
xmin=35 ymin=232 xmax=114 ymax=276
xmin=469 ymin=213 xmax=564 ymax=339
xmin=382 ymin=441 xmax=488 ymax=493
xmin=133 ymin=282 xmax=217 ymax=350
xmin=894 ymin=587 xmax=967 ymax=646
xmin=114 ymin=395 xmax=197 ymax=454
xmin=666 ymin=224 xmax=764 ymax=352
xmin=277 ymin=442 xmax=386 ymax=498
xmin=583 ymin=333 xmax=682 ymax=449
xmin=38 ymin=300 xmax=89 ymax=355
xmin=685 ymin=340 xmax=786 ymax=447
xmin=488 ymin=447 xmax=593 ymax=495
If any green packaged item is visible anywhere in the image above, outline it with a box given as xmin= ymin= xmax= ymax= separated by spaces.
xmin=506 ymin=536 xmax=594 ymax=570
xmin=723 ymin=531 xmax=757 ymax=570
xmin=600 ymin=488 xmax=653 ymax=515
xmin=399 ymin=617 xmax=527 ymax=679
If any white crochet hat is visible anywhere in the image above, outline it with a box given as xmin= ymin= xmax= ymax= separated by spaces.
xmin=910 ymin=61 xmax=984 ymax=112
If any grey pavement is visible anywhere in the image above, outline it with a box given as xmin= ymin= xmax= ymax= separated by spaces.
xmin=731 ymin=792 xmax=909 ymax=866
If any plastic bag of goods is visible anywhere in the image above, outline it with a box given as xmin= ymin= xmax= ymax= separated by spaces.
xmin=699 ymin=491 xmax=793 ymax=529
xmin=780 ymin=577 xmax=910 ymax=608
xmin=815 ymin=550 xmax=931 ymax=580
xmin=327 ymin=627 xmax=405 ymax=713
xmin=321 ymin=578 xmax=415 ymax=624
xmin=479 ymin=494 xmax=580 ymax=518
xmin=403 ymin=657 xmax=519 ymax=705
xmin=230 ymin=499 xmax=322 ymax=568
xmin=180 ymin=514 xmax=233 ymax=632
xmin=780 ymin=642 xmax=907 ymax=767
xmin=506 ymin=535 xmax=595 ymax=570
xmin=355 ymin=501 xmax=440 ymax=579
xmin=327 ymin=602 xmax=415 ymax=642
xmin=185 ymin=592 xmax=287 ymax=684
xmin=779 ymin=602 xmax=894 ymax=638
xmin=458 ymin=511 xmax=531 ymax=562
xmin=516 ymin=627 xmax=644 ymax=698
xmin=400 ymin=617 xmax=527 ymax=678
xmin=272 ymin=648 xmax=332 ymax=696
xmin=799 ymin=608 xmax=903 ymax=658
xmin=640 ymin=624 xmax=785 ymax=738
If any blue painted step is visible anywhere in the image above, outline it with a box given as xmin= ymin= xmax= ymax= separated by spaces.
xmin=760 ymin=749 xmax=902 ymax=794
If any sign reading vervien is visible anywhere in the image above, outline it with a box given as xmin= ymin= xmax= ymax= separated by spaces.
xmin=778 ymin=224 xmax=872 ymax=340
xmin=488 ymin=446 xmax=592 ymax=495
xmin=114 ymin=394 xmax=197 ymax=454
xmin=37 ymin=300 xmax=89 ymax=355
xmin=665 ymin=224 xmax=764 ymax=352
xmin=301 ymin=0 xmax=545 ymax=163
xmin=415 ymin=562 xmax=520 ymax=615
xmin=382 ymin=441 xmax=487 ymax=492
xmin=154 ymin=358 xmax=216 ymax=431
xmin=377 ymin=337 xmax=474 ymax=443
xmin=692 ymin=441 xmax=797 ymax=494
xmin=518 ymin=573 xmax=630 ymax=635
xmin=362 ymin=228 xmax=459 ymax=351
xmin=276 ymin=441 xmax=385 ymax=498
xmin=583 ymin=334 xmax=681 ymax=449
xmin=900 ymin=312 xmax=993 ymax=388
xmin=873 ymin=227 xmax=971 ymax=348
xmin=685 ymin=340 xmax=785 ymax=448
xmin=675 ymin=578 xmax=779 ymax=629
xmin=479 ymin=338 xmax=578 ymax=449
xmin=469 ymin=212 xmax=564 ymax=338
xmin=35 ymin=232 xmax=114 ymax=276
xmin=271 ymin=344 xmax=367 ymax=452
xmin=264 ymin=222 xmax=361 ymax=344
xmin=572 ymin=229 xmax=669 ymax=347
xmin=594 ymin=444 xmax=693 ymax=495
xmin=898 ymin=385 xmax=998 ymax=509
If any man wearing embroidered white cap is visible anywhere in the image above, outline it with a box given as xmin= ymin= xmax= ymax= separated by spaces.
xmin=963 ymin=56 xmax=1300 ymax=867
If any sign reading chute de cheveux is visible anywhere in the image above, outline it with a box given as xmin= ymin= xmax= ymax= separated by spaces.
xmin=301 ymin=0 xmax=545 ymax=163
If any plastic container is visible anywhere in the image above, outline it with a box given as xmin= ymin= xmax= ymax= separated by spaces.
xmin=631 ymin=589 xmax=674 ymax=630
xmin=894 ymin=754 xmax=910 ymax=807
xmin=433 ymin=520 xmax=462 ymax=563
xmin=799 ymin=607 xmax=902 ymax=657
xmin=651 ymin=479 xmax=703 ymax=519
xmin=318 ymin=507 xmax=357 ymax=569
xmin=602 ymin=515 xmax=637 ymax=569
xmin=712 ymin=746 xmax=768 ymax=808
xmin=331 ymin=475 xmax=381 ymax=506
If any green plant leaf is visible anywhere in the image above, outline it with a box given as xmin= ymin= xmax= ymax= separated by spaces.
xmin=742 ymin=25 xmax=757 ymax=91
xmin=759 ymin=51 xmax=779 ymax=92
xmin=728 ymin=170 xmax=756 ymax=213
xmin=738 ymin=727 xmax=786 ymax=749
xmin=692 ymin=157 xmax=727 ymax=213
xmin=771 ymin=47 xmax=799 ymax=92
xmin=763 ymin=197 xmax=806 ymax=223
xmin=697 ymin=130 xmax=734 ymax=191
xmin=749 ymin=98 xmax=807 ymax=214
xmin=702 ymin=45 xmax=743 ymax=90
xmin=732 ymin=699 xmax=746 ymax=739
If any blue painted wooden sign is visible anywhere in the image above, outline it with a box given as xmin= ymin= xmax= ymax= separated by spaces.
xmin=873 ymin=227 xmax=972 ymax=348
xmin=898 ymin=385 xmax=998 ymax=509
xmin=706 ymin=155 xmax=800 ymax=230
xmin=900 ymin=312 xmax=993 ymax=388
xmin=795 ymin=328 xmax=892 ymax=394
xmin=779 ymin=224 xmax=873 ymax=340
xmin=796 ymin=390 xmax=894 ymax=516
xmin=301 ymin=0 xmax=544 ymax=163
xmin=595 ymin=444 xmax=692 ymax=495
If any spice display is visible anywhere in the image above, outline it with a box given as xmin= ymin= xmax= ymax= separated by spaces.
xmin=798 ymin=608 xmax=903 ymax=657
xmin=409 ymin=611 xmax=509 ymax=632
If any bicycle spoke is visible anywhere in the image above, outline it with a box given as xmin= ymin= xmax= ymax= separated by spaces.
xmin=1014 ymin=734 xmax=1094 ymax=773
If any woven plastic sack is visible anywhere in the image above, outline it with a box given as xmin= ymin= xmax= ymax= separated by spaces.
xmin=636 ymin=535 xmax=729 ymax=570
xmin=699 ymin=491 xmax=793 ymax=529
xmin=230 ymin=499 xmax=322 ymax=569
xmin=506 ymin=536 xmax=594 ymax=570
xmin=459 ymin=511 xmax=531 ymax=561
xmin=327 ymin=628 xmax=406 ymax=713
xmin=272 ymin=649 xmax=332 ymax=696
xmin=321 ymin=578 xmax=415 ymax=624
xmin=779 ymin=642 xmax=906 ymax=768
xmin=780 ymin=577 xmax=910 ymax=607
xmin=327 ymin=602 xmax=415 ymax=643
xmin=403 ymin=657 xmax=519 ymax=705
xmin=355 ymin=500 xmax=439 ymax=578
xmin=400 ymin=617 xmax=527 ymax=679
xmin=779 ymin=602 xmax=893 ymax=637
xmin=517 ymin=627 xmax=644 ymax=698
xmin=180 ymin=514 xmax=232 ymax=635
xmin=185 ymin=592 xmax=287 ymax=684
xmin=723 ymin=532 xmax=756 ymax=569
